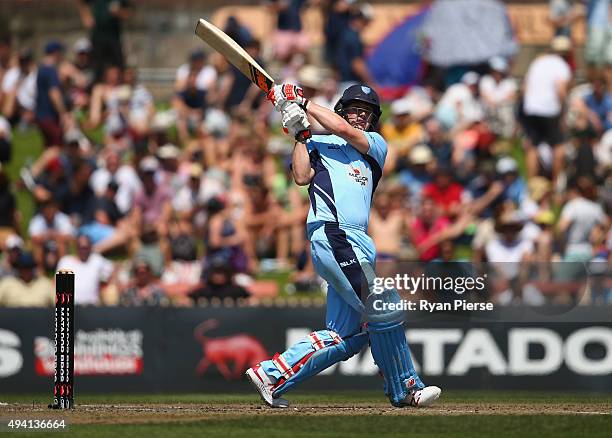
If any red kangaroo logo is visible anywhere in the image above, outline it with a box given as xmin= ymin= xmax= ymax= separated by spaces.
xmin=194 ymin=319 xmax=269 ymax=380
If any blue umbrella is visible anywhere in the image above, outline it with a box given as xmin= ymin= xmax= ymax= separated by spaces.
xmin=421 ymin=0 xmax=518 ymax=67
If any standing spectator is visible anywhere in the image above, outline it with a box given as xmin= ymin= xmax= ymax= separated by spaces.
xmin=322 ymin=0 xmax=352 ymax=66
xmin=270 ymin=0 xmax=310 ymax=62
xmin=77 ymin=0 xmax=131 ymax=80
xmin=57 ymin=235 xmax=114 ymax=305
xmin=335 ymin=5 xmax=374 ymax=87
xmin=36 ymin=41 xmax=70 ymax=149
xmin=28 ymin=199 xmax=75 ymax=265
xmin=479 ymin=57 xmax=518 ymax=138
xmin=549 ymin=0 xmax=585 ymax=37
xmin=521 ymin=36 xmax=572 ymax=183
xmin=223 ymin=16 xmax=253 ymax=47
xmin=584 ymin=0 xmax=612 ymax=75
xmin=0 ymin=252 xmax=54 ymax=307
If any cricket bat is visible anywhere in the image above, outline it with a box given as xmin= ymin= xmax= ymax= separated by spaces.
xmin=194 ymin=18 xmax=311 ymax=141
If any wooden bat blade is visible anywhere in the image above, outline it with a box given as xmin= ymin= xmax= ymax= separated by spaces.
xmin=195 ymin=18 xmax=274 ymax=93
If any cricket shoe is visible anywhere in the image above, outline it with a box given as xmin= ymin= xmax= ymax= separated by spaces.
xmin=245 ymin=365 xmax=290 ymax=408
xmin=399 ymin=386 xmax=442 ymax=408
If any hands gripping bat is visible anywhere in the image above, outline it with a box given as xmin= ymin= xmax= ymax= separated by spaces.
xmin=195 ymin=18 xmax=311 ymax=142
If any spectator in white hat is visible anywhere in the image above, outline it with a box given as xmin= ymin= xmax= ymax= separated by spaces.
xmin=381 ymin=97 xmax=426 ymax=163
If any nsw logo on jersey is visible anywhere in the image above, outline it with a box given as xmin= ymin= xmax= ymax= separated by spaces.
xmin=348 ymin=166 xmax=368 ymax=186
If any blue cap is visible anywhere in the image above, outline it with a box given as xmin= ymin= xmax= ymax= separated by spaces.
xmin=44 ymin=41 xmax=65 ymax=55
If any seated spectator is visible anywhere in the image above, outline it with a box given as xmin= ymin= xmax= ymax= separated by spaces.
xmin=64 ymin=158 xmax=97 ymax=226
xmin=0 ymin=165 xmax=18 ymax=242
xmin=90 ymin=148 xmax=141 ymax=215
xmin=479 ymin=57 xmax=518 ymax=137
xmin=189 ymin=258 xmax=249 ymax=302
xmin=123 ymin=67 xmax=154 ymax=134
xmin=557 ymin=177 xmax=608 ymax=263
xmin=0 ymin=234 xmax=23 ymax=277
xmin=370 ymin=192 xmax=405 ymax=271
xmin=161 ymin=233 xmax=202 ymax=298
xmin=0 ymin=252 xmax=54 ymax=307
xmin=410 ymin=197 xmax=451 ymax=262
xmin=485 ymin=211 xmax=536 ymax=305
xmin=57 ymin=235 xmax=114 ymax=305
xmin=204 ymin=195 xmax=251 ymax=278
xmin=173 ymin=163 xmax=207 ymax=228
xmin=174 ymin=49 xmax=217 ymax=93
xmin=422 ymin=166 xmax=464 ymax=218
xmin=495 ymin=156 xmax=527 ymax=207
xmin=435 ymin=71 xmax=483 ymax=130
xmin=381 ymin=97 xmax=427 ymax=164
xmin=173 ymin=70 xmax=207 ymax=144
xmin=1 ymin=48 xmax=36 ymax=125
xmin=28 ymin=198 xmax=75 ymax=265
xmin=398 ymin=144 xmax=434 ymax=207
xmin=119 ymin=258 xmax=167 ymax=306
xmin=70 ymin=38 xmax=95 ymax=103
xmin=423 ymin=117 xmax=452 ymax=168
xmin=157 ymin=143 xmax=185 ymax=194
xmin=131 ymin=156 xmax=172 ymax=241
xmin=582 ymin=75 xmax=612 ymax=133
xmin=88 ymin=65 xmax=123 ymax=130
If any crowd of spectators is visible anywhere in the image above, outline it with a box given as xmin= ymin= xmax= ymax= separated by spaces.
xmin=0 ymin=0 xmax=610 ymax=307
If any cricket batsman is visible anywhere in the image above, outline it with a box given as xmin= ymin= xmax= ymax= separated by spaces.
xmin=246 ymin=83 xmax=441 ymax=408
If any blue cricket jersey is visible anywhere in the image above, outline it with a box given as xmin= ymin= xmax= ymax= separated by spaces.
xmin=305 ymin=132 xmax=387 ymax=238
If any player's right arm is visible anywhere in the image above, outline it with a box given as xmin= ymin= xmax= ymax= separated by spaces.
xmin=292 ymin=141 xmax=314 ymax=186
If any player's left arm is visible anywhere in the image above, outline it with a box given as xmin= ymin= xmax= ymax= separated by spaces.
xmin=305 ymin=100 xmax=370 ymax=154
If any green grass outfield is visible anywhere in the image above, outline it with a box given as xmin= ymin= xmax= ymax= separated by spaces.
xmin=1 ymin=391 xmax=611 ymax=437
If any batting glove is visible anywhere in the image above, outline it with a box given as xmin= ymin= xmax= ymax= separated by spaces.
xmin=282 ymin=102 xmax=311 ymax=142
xmin=267 ymin=84 xmax=309 ymax=112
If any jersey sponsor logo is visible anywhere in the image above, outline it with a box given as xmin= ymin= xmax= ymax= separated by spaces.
xmin=327 ymin=145 xmax=342 ymax=150
xmin=339 ymin=258 xmax=357 ymax=268
xmin=348 ymin=166 xmax=368 ymax=186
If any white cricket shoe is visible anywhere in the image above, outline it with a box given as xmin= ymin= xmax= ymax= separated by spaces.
xmin=245 ymin=365 xmax=290 ymax=408
xmin=401 ymin=386 xmax=442 ymax=407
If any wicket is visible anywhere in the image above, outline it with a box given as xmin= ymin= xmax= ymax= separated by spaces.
xmin=49 ymin=270 xmax=75 ymax=410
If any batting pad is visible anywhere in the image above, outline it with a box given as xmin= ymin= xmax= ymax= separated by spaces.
xmin=368 ymin=320 xmax=424 ymax=406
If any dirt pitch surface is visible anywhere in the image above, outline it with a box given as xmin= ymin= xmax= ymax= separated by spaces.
xmin=2 ymin=400 xmax=611 ymax=424
xmin=1 ymin=393 xmax=610 ymax=437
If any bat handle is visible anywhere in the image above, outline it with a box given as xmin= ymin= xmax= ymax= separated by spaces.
xmin=295 ymin=129 xmax=312 ymax=143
